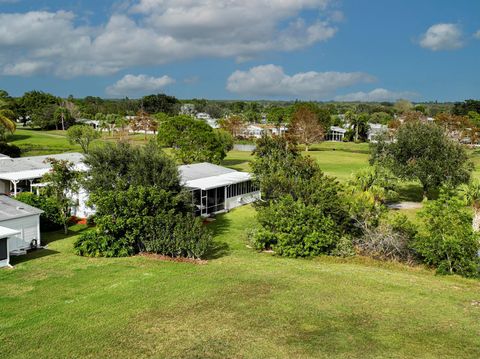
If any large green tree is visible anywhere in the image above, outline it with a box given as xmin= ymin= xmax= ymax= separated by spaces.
xmin=42 ymin=159 xmax=80 ymax=234
xmin=158 ymin=115 xmax=232 ymax=164
xmin=77 ymin=141 xmax=211 ymax=258
xmin=371 ymin=121 xmax=473 ymax=197
xmin=67 ymin=124 xmax=100 ymax=153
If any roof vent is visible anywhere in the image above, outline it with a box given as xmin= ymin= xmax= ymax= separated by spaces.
xmin=16 ymin=206 xmax=24 ymax=210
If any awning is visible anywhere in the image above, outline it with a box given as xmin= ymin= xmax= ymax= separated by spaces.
xmin=0 ymin=226 xmax=20 ymax=238
xmin=0 ymin=163 xmax=88 ymax=182
xmin=185 ymin=172 xmax=252 ymax=190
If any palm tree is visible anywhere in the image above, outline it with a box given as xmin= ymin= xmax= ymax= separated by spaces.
xmin=0 ymin=99 xmax=16 ymax=136
xmin=460 ymin=180 xmax=480 ymax=232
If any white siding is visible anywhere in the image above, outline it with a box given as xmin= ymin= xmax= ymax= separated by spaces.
xmin=0 ymin=215 xmax=41 ymax=251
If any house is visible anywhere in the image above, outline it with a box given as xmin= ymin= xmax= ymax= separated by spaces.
xmin=0 ymin=195 xmax=43 ymax=267
xmin=326 ymin=126 xmax=348 ymax=141
xmin=367 ymin=123 xmax=388 ymax=142
xmin=242 ymin=124 xmax=287 ymax=139
xmin=0 ymin=153 xmax=86 ymax=196
xmin=180 ymin=163 xmax=261 ymax=216
xmin=196 ymin=112 xmax=212 ymax=121
xmin=180 ymin=103 xmax=196 ymax=115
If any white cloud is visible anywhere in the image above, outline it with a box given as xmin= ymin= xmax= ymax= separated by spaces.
xmin=0 ymin=1 xmax=340 ymax=77
xmin=226 ymin=64 xmax=374 ymax=99
xmin=334 ymin=88 xmax=419 ymax=102
xmin=474 ymin=30 xmax=480 ymax=39
xmin=106 ymin=74 xmax=175 ymax=97
xmin=419 ymin=23 xmax=464 ymax=51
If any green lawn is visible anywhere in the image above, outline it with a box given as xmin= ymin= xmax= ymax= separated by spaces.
xmin=1 ymin=205 xmax=479 ymax=358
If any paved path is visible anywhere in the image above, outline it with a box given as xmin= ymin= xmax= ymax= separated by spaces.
xmin=387 ymin=201 xmax=423 ymax=210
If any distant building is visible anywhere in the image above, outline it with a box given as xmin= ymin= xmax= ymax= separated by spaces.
xmin=180 ymin=103 xmax=196 ymax=115
xmin=242 ymin=124 xmax=287 ymax=139
xmin=367 ymin=123 xmax=388 ymax=142
xmin=326 ymin=126 xmax=348 ymax=142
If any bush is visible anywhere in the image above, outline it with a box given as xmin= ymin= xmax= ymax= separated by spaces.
xmin=413 ymin=190 xmax=480 ymax=277
xmin=0 ymin=141 xmax=21 ymax=157
xmin=255 ymin=196 xmax=339 ymax=257
xmin=141 ymin=214 xmax=211 ymax=259
xmin=74 ymin=231 xmax=133 ymax=257
xmin=354 ymin=214 xmax=418 ymax=263
xmin=15 ymin=192 xmax=63 ymax=231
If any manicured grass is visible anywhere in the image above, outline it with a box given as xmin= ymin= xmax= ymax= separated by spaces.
xmin=1 ymin=205 xmax=479 ymax=358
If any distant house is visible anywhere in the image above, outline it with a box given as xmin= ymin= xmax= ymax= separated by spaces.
xmin=0 ymin=195 xmax=43 ymax=267
xmin=326 ymin=126 xmax=348 ymax=142
xmin=367 ymin=123 xmax=388 ymax=142
xmin=242 ymin=124 xmax=287 ymax=139
xmin=180 ymin=163 xmax=261 ymax=216
xmin=196 ymin=112 xmax=212 ymax=121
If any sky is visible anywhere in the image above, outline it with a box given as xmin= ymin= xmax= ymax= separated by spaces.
xmin=0 ymin=0 xmax=479 ymax=101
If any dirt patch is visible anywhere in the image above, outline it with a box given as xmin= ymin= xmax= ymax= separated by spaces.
xmin=137 ymin=252 xmax=208 ymax=265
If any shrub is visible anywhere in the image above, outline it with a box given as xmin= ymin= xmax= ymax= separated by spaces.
xmin=15 ymin=192 xmax=63 ymax=231
xmin=354 ymin=215 xmax=418 ymax=263
xmin=255 ymin=196 xmax=339 ymax=257
xmin=74 ymin=231 xmax=133 ymax=257
xmin=141 ymin=214 xmax=211 ymax=259
xmin=0 ymin=141 xmax=21 ymax=157
xmin=413 ymin=190 xmax=480 ymax=277
xmin=331 ymin=236 xmax=355 ymax=257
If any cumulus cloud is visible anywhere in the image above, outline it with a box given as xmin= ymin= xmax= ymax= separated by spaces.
xmin=0 ymin=1 xmax=340 ymax=77
xmin=226 ymin=64 xmax=374 ymax=99
xmin=419 ymin=23 xmax=464 ymax=51
xmin=334 ymin=88 xmax=419 ymax=102
xmin=106 ymin=74 xmax=175 ymax=97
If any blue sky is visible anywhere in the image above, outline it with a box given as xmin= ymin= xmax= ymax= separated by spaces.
xmin=0 ymin=0 xmax=479 ymax=101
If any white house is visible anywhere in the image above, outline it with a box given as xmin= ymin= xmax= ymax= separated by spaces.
xmin=367 ymin=123 xmax=388 ymax=142
xmin=326 ymin=126 xmax=348 ymax=141
xmin=179 ymin=163 xmax=261 ymax=216
xmin=0 ymin=195 xmax=43 ymax=267
xmin=196 ymin=112 xmax=212 ymax=121
xmin=0 ymin=153 xmax=86 ymax=197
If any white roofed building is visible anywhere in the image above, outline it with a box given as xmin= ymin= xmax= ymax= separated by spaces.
xmin=179 ymin=163 xmax=260 ymax=216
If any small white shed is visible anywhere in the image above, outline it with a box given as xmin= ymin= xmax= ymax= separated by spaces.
xmin=0 ymin=195 xmax=43 ymax=263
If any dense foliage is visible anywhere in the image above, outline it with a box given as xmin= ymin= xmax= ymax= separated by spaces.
xmin=158 ymin=115 xmax=233 ymax=164
xmin=66 ymin=124 xmax=100 ymax=153
xmin=413 ymin=190 xmax=480 ymax=277
xmin=251 ymin=136 xmax=350 ymax=256
xmin=371 ymin=121 xmax=473 ymax=197
xmin=0 ymin=141 xmax=21 ymax=157
xmin=16 ymin=192 xmax=63 ymax=231
xmin=75 ymin=141 xmax=211 ymax=259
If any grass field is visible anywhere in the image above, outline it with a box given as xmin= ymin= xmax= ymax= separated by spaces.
xmin=1 ymin=205 xmax=480 ymax=358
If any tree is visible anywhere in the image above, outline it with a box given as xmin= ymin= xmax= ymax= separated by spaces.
xmin=394 ymin=99 xmax=413 ymax=114
xmin=218 ymin=115 xmax=245 ymax=138
xmin=20 ymin=91 xmax=59 ymax=129
xmin=42 ymin=159 xmax=80 ymax=234
xmin=53 ymin=106 xmax=73 ymax=131
xmin=0 ymin=99 xmax=16 ymax=137
xmin=67 ymin=125 xmax=100 ymax=153
xmin=158 ymin=115 xmax=231 ymax=164
xmin=414 ymin=189 xmax=480 ymax=278
xmin=371 ymin=121 xmax=473 ymax=198
xmin=141 ymin=94 xmax=179 ymax=115
xmin=131 ymin=110 xmax=155 ymax=140
xmin=459 ymin=180 xmax=480 ymax=232
xmin=435 ymin=113 xmax=471 ymax=142
xmin=251 ymin=136 xmax=351 ymax=256
xmin=76 ymin=141 xmax=211 ymax=258
xmin=287 ymin=106 xmax=324 ymax=151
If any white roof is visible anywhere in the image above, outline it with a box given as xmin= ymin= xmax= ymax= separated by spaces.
xmin=0 ymin=154 xmax=87 ymax=182
xmin=0 ymin=225 xmax=20 ymax=238
xmin=179 ymin=162 xmax=236 ymax=182
xmin=330 ymin=126 xmax=348 ymax=133
xmin=185 ymin=171 xmax=252 ymax=190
